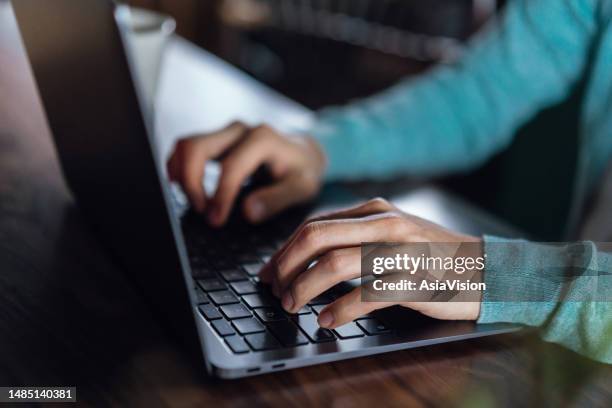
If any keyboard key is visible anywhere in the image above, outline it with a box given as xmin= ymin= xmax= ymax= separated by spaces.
xmin=191 ymin=266 xmax=215 ymax=279
xmin=197 ymin=278 xmax=226 ymax=292
xmin=242 ymin=293 xmax=275 ymax=309
xmin=267 ymin=320 xmax=309 ymax=347
xmin=210 ymin=258 xmax=235 ymax=269
xmin=229 ymin=280 xmax=258 ymax=295
xmin=307 ymin=292 xmax=336 ymax=306
xmin=209 ymin=290 xmax=239 ymax=306
xmin=245 ymin=233 xmax=263 ymax=244
xmin=286 ymin=306 xmax=312 ymax=316
xmin=212 ymin=319 xmax=236 ymax=337
xmin=228 ymin=241 xmax=245 ymax=251
xmin=254 ymin=281 xmax=273 ymax=293
xmin=198 ymin=304 xmax=222 ymax=321
xmin=356 ymin=319 xmax=391 ymax=335
xmin=236 ymin=254 xmax=261 ymax=263
xmin=334 ymin=322 xmax=365 ymax=339
xmin=220 ymin=269 xmax=248 ymax=282
xmin=233 ymin=317 xmax=265 ymax=335
xmin=225 ymin=335 xmax=250 ymax=354
xmin=194 ymin=289 xmax=209 ymax=304
xmin=292 ymin=314 xmax=336 ymax=343
xmin=310 ymin=304 xmax=327 ymax=314
xmin=245 ymin=332 xmax=281 ymax=351
xmin=241 ymin=262 xmax=263 ymax=277
xmin=257 ymin=245 xmax=276 ymax=256
xmin=220 ymin=303 xmax=252 ymax=320
xmin=297 ymin=306 xmax=313 ymax=315
xmin=255 ymin=307 xmax=287 ymax=322
xmin=189 ymin=255 xmax=208 ymax=266
xmin=201 ymin=245 xmax=220 ymax=257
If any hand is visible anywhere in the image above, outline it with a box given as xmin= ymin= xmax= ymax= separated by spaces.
xmin=259 ymin=198 xmax=483 ymax=329
xmin=167 ymin=122 xmax=326 ymax=226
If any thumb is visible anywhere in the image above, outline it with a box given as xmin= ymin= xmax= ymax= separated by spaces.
xmin=242 ymin=172 xmax=319 ymax=224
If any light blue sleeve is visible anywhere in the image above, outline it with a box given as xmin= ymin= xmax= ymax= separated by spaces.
xmin=309 ymin=0 xmax=599 ymax=180
xmin=478 ymin=236 xmax=612 ymax=363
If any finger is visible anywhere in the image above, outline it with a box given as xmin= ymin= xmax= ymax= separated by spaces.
xmin=180 ymin=143 xmax=210 ymax=212
xmin=171 ymin=122 xmax=246 ymax=212
xmin=183 ymin=123 xmax=246 ymax=212
xmin=308 ymin=197 xmax=395 ymax=223
xmin=166 ymin=140 xmax=187 ymax=183
xmin=275 ymin=213 xmax=403 ymax=294
xmin=259 ymin=198 xmax=394 ymax=286
xmin=166 ymin=147 xmax=180 ymax=182
xmin=242 ymin=171 xmax=319 ymax=224
xmin=281 ymin=247 xmax=361 ymax=313
xmin=317 ymin=287 xmax=394 ymax=329
xmin=276 ymin=198 xmax=394 ymax=256
xmin=209 ymin=127 xmax=275 ymax=226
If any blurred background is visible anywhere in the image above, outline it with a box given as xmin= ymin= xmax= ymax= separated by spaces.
xmin=125 ymin=0 xmax=500 ymax=107
xmin=123 ymin=0 xmax=583 ymax=242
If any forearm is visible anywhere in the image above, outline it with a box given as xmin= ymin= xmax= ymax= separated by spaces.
xmin=478 ymin=236 xmax=612 ymax=363
xmin=310 ymin=0 xmax=597 ymax=181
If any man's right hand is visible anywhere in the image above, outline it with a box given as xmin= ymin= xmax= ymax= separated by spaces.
xmin=166 ymin=122 xmax=327 ymax=227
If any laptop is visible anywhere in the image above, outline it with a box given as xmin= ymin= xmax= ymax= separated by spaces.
xmin=12 ymin=0 xmax=518 ymax=379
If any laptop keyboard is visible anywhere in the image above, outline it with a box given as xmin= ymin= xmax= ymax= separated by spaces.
xmin=184 ymin=212 xmax=391 ymax=354
xmin=195 ymin=277 xmax=391 ymax=353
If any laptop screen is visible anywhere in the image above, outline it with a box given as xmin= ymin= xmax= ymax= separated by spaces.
xmin=12 ymin=0 xmax=205 ymax=363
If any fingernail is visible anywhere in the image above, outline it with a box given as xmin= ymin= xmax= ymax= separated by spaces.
xmin=248 ymin=199 xmax=266 ymax=222
xmin=318 ymin=311 xmax=334 ymax=328
xmin=281 ymin=292 xmax=294 ymax=312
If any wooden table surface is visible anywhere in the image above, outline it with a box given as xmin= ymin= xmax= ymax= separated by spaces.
xmin=1 ymin=3 xmax=611 ymax=407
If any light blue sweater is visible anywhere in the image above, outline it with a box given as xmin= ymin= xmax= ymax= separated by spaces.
xmin=310 ymin=0 xmax=612 ymax=363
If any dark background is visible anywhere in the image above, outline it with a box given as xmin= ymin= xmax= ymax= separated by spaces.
xmin=126 ymin=0 xmax=494 ymax=106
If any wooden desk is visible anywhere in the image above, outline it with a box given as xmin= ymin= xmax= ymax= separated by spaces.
xmin=1 ymin=4 xmax=610 ymax=406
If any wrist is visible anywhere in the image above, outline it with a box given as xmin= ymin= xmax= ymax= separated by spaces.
xmin=466 ymin=301 xmax=482 ymax=321
xmin=456 ymin=237 xmax=484 ymax=321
